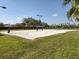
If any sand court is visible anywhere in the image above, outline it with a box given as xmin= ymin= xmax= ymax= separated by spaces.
xmin=0 ymin=29 xmax=75 ymax=40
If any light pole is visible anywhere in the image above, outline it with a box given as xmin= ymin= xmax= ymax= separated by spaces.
xmin=37 ymin=14 xmax=43 ymax=31
xmin=0 ymin=6 xmax=8 ymax=33
xmin=37 ymin=14 xmax=43 ymax=20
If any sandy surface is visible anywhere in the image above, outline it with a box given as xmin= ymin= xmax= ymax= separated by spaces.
xmin=0 ymin=29 xmax=76 ymax=40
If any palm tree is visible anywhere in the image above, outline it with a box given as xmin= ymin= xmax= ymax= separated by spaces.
xmin=63 ymin=0 xmax=79 ymax=21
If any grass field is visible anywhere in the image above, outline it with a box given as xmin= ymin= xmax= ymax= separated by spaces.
xmin=0 ymin=31 xmax=79 ymax=59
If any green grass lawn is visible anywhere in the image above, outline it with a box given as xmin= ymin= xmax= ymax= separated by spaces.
xmin=0 ymin=31 xmax=79 ymax=59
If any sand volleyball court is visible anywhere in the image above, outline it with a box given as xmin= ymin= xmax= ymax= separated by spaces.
xmin=0 ymin=29 xmax=75 ymax=40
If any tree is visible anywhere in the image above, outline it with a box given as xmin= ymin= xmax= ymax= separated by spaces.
xmin=23 ymin=17 xmax=42 ymax=27
xmin=0 ymin=23 xmax=4 ymax=27
xmin=22 ymin=17 xmax=49 ymax=29
xmin=42 ymin=22 xmax=49 ymax=28
xmin=63 ymin=0 xmax=79 ymax=21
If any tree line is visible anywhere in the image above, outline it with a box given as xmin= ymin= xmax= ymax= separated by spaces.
xmin=0 ymin=17 xmax=78 ymax=30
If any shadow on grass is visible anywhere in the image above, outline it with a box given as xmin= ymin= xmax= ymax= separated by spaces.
xmin=0 ymin=33 xmax=5 ymax=36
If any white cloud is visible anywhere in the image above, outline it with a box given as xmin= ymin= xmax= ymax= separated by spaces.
xmin=16 ymin=17 xmax=22 ymax=20
xmin=1 ymin=19 xmax=14 ymax=24
xmin=0 ymin=17 xmax=23 ymax=24
xmin=52 ymin=13 xmax=58 ymax=17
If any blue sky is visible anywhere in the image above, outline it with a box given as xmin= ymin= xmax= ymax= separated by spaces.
xmin=0 ymin=0 xmax=70 ymax=24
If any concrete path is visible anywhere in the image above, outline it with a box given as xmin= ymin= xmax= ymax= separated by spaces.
xmin=0 ymin=29 xmax=76 ymax=40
